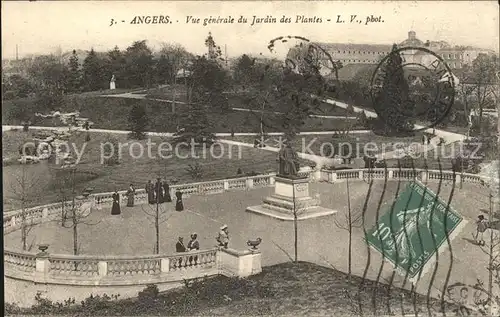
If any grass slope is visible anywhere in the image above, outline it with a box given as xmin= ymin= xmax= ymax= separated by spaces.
xmin=5 ymin=262 xmax=463 ymax=316
xmin=2 ymin=91 xmax=359 ymax=133
xmin=2 ymin=130 xmax=312 ymax=211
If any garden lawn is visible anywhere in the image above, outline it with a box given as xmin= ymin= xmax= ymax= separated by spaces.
xmin=3 ymin=130 xmax=308 ymax=211
xmin=226 ymin=132 xmax=425 ymax=156
xmin=3 ymin=94 xmax=361 ymax=133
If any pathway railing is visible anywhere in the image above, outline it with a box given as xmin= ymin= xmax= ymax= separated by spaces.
xmin=4 ymin=246 xmax=254 ymax=287
xmin=4 ymin=168 xmax=491 ymax=286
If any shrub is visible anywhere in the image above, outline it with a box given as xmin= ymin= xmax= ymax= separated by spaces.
xmin=138 ymin=284 xmax=159 ymax=302
xmin=186 ymin=162 xmax=204 ymax=180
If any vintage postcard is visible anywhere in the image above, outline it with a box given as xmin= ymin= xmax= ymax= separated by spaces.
xmin=2 ymin=0 xmax=499 ymax=316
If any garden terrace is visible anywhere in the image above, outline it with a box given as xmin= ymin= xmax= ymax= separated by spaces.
xmin=4 ymin=168 xmax=498 ymax=310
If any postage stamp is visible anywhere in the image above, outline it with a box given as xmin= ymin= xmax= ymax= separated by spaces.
xmin=365 ymin=180 xmax=466 ymax=280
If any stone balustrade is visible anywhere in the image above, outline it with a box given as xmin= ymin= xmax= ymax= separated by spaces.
xmin=3 ymin=168 xmax=492 ymax=288
xmin=321 ymin=168 xmax=486 ymax=186
xmin=4 ymin=247 xmax=229 ymax=286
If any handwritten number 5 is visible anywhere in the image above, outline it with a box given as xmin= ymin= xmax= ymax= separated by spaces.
xmin=110 ymin=19 xmax=115 ymax=26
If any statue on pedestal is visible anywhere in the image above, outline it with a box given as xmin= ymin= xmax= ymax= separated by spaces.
xmin=278 ymin=142 xmax=300 ymax=177
xmin=110 ymin=74 xmax=116 ymax=90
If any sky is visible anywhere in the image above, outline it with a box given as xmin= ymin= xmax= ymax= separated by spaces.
xmin=2 ymin=1 xmax=499 ymax=60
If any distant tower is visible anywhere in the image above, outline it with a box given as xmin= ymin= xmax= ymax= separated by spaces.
xmin=15 ymin=44 xmax=19 ymax=61
xmin=408 ymin=30 xmax=416 ymax=40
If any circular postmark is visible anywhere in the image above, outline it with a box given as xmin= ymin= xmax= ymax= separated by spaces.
xmin=370 ymin=46 xmax=456 ymax=132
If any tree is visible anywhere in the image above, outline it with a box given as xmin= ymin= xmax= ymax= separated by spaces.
xmin=123 ymin=40 xmax=155 ymax=88
xmin=141 ymin=191 xmax=173 ymax=254
xmin=155 ymin=54 xmax=173 ymax=85
xmin=173 ymin=102 xmax=215 ymax=146
xmin=107 ymin=46 xmax=125 ymax=87
xmin=67 ymin=50 xmax=81 ymax=93
xmin=189 ymin=56 xmax=231 ymax=111
xmin=334 ymin=173 xmax=362 ymax=280
xmin=51 ymin=167 xmax=99 ymax=256
xmin=204 ymin=32 xmax=223 ymax=62
xmin=6 ymin=163 xmax=42 ymax=251
xmin=28 ymin=54 xmax=69 ymax=111
xmin=372 ymin=44 xmax=415 ymax=135
xmin=159 ymin=43 xmax=193 ymax=84
xmin=2 ymin=74 xmax=33 ymax=99
xmin=233 ymin=54 xmax=256 ymax=86
xmin=128 ymin=103 xmax=148 ymax=139
xmin=465 ymin=54 xmax=498 ymax=134
xmin=82 ymin=48 xmax=107 ymax=91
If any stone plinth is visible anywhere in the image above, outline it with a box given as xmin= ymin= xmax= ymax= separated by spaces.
xmin=246 ymin=176 xmax=337 ymax=221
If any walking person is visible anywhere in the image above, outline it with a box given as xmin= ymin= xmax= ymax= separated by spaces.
xmin=175 ymin=189 xmax=184 ymax=211
xmin=125 ymin=184 xmax=135 ymax=207
xmin=474 ymin=215 xmax=489 ymax=246
xmin=187 ymin=233 xmax=200 ymax=265
xmin=155 ymin=178 xmax=164 ymax=204
xmin=216 ymin=224 xmax=230 ymax=248
xmin=111 ymin=190 xmax=121 ymax=215
xmin=146 ymin=180 xmax=155 ymax=204
xmin=163 ymin=181 xmax=172 ymax=203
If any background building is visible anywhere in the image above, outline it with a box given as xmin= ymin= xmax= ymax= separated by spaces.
xmin=287 ymin=30 xmax=495 ymax=74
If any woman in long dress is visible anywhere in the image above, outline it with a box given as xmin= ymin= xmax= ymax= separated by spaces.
xmin=125 ymin=184 xmax=135 ymax=207
xmin=111 ymin=191 xmax=121 ymax=215
xmin=163 ymin=182 xmax=172 ymax=202
xmin=175 ymin=189 xmax=184 ymax=211
xmin=146 ymin=180 xmax=155 ymax=204
xmin=155 ymin=179 xmax=164 ymax=204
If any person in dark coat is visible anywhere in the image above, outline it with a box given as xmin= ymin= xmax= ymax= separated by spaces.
xmin=163 ymin=181 xmax=172 ymax=202
xmin=125 ymin=184 xmax=135 ymax=207
xmin=111 ymin=190 xmax=121 ymax=215
xmin=175 ymin=189 xmax=184 ymax=211
xmin=175 ymin=236 xmax=186 ymax=267
xmin=146 ymin=180 xmax=155 ymax=204
xmin=155 ymin=178 xmax=164 ymax=203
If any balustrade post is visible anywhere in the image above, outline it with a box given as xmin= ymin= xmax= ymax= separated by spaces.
xmin=313 ymin=169 xmax=321 ymax=182
xmin=455 ymin=174 xmax=461 ymax=185
xmin=98 ymin=261 xmax=108 ymax=276
xmin=358 ymin=170 xmax=363 ymax=179
xmin=42 ymin=208 xmax=48 ymax=219
xmin=35 ymin=253 xmax=50 ymax=275
xmin=421 ymin=171 xmax=428 ymax=182
xmin=388 ymin=170 xmax=394 ymax=179
xmin=223 ymin=180 xmax=229 ymax=191
xmin=11 ymin=215 xmax=16 ymax=227
xmin=329 ymin=171 xmax=337 ymax=183
xmin=269 ymin=176 xmax=275 ymax=185
xmin=246 ymin=178 xmax=254 ymax=189
xmin=161 ymin=258 xmax=170 ymax=273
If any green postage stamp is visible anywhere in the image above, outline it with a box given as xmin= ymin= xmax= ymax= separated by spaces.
xmin=365 ymin=180 xmax=467 ymax=280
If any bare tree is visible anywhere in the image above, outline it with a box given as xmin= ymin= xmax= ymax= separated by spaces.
xmin=7 ymin=163 xmax=42 ymax=251
xmin=334 ymin=174 xmax=363 ymax=280
xmin=51 ymin=166 xmax=100 ymax=255
xmin=159 ymin=43 xmax=193 ymax=84
xmin=462 ymin=54 xmax=498 ymax=134
xmin=141 ymin=190 xmax=173 ymax=254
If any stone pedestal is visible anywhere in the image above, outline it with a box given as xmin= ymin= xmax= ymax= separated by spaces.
xmin=246 ymin=176 xmax=336 ymax=221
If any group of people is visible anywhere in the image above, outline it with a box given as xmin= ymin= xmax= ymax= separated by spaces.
xmin=173 ymin=224 xmax=231 ymax=266
xmin=109 ymin=179 xmax=184 ymax=216
xmin=175 ymin=233 xmax=200 ymax=266
xmin=145 ymin=178 xmax=184 ymax=212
